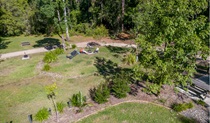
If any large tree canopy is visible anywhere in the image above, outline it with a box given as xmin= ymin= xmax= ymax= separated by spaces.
xmin=133 ymin=0 xmax=209 ymax=90
xmin=0 ymin=0 xmax=33 ymax=35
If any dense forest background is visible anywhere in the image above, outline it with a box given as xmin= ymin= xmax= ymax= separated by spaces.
xmin=0 ymin=0 xmax=209 ymax=38
xmin=0 ymin=0 xmax=139 ymax=37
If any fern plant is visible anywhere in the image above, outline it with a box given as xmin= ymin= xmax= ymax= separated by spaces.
xmin=35 ymin=107 xmax=49 ymax=123
xmin=56 ymin=101 xmax=66 ymax=113
xmin=111 ymin=73 xmax=130 ymax=98
xmin=42 ymin=64 xmax=51 ymax=71
xmin=123 ymin=53 xmax=136 ymax=65
xmin=70 ymin=91 xmax=86 ymax=112
xmin=43 ymin=52 xmax=57 ymax=63
xmin=90 ymin=83 xmax=110 ymax=104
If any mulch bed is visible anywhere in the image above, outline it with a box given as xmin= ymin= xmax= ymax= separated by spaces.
xmin=44 ymin=84 xmax=209 ymax=123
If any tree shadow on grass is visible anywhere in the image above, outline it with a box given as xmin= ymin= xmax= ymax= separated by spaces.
xmin=94 ymin=57 xmax=132 ymax=80
xmin=33 ymin=38 xmax=61 ymax=49
xmin=106 ymin=45 xmax=130 ymax=54
xmin=0 ymin=37 xmax=10 ymax=50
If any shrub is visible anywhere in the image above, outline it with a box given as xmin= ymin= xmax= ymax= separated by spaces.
xmin=70 ymin=91 xmax=86 ymax=112
xmin=56 ymin=101 xmax=66 ymax=113
xmin=143 ymin=82 xmax=161 ymax=96
xmin=53 ymin=48 xmax=64 ymax=55
xmin=90 ymin=83 xmax=110 ymax=104
xmin=42 ymin=64 xmax=51 ymax=71
xmin=92 ymin=25 xmax=108 ymax=39
xmin=111 ymin=73 xmax=130 ymax=98
xmin=72 ymin=44 xmax=77 ymax=49
xmin=35 ymin=107 xmax=50 ymax=122
xmin=195 ymin=100 xmax=206 ymax=106
xmin=43 ymin=48 xmax=63 ymax=63
xmin=43 ymin=52 xmax=57 ymax=63
xmin=75 ymin=23 xmax=90 ymax=34
xmin=172 ymin=102 xmax=194 ymax=112
xmin=123 ymin=53 xmax=136 ymax=65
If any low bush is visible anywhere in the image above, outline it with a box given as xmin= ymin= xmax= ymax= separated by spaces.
xmin=72 ymin=44 xmax=77 ymax=49
xmin=123 ymin=53 xmax=136 ymax=65
xmin=143 ymin=82 xmax=161 ymax=96
xmin=43 ymin=52 xmax=57 ymax=63
xmin=111 ymin=73 xmax=130 ymax=98
xmin=70 ymin=91 xmax=86 ymax=112
xmin=92 ymin=25 xmax=108 ymax=39
xmin=53 ymin=48 xmax=64 ymax=55
xmin=42 ymin=64 xmax=51 ymax=71
xmin=43 ymin=48 xmax=64 ymax=63
xmin=90 ymin=83 xmax=110 ymax=104
xmin=172 ymin=102 xmax=194 ymax=112
xmin=35 ymin=107 xmax=50 ymax=122
xmin=56 ymin=101 xmax=66 ymax=113
xmin=195 ymin=100 xmax=206 ymax=106
xmin=75 ymin=23 xmax=90 ymax=34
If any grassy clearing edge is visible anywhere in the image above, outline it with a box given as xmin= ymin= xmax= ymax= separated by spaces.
xmin=76 ymin=100 xmax=176 ymax=122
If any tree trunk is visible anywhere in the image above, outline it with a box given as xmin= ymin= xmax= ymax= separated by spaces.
xmin=57 ymin=10 xmax=66 ymax=50
xmin=63 ymin=0 xmax=70 ymax=41
xmin=51 ymin=98 xmax=59 ymax=123
xmin=121 ymin=0 xmax=125 ymax=32
xmin=100 ymin=1 xmax=103 ymax=23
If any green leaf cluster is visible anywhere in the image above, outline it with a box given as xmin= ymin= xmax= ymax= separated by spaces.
xmin=172 ymin=102 xmax=194 ymax=112
xmin=42 ymin=64 xmax=51 ymax=71
xmin=143 ymin=82 xmax=161 ymax=96
xmin=70 ymin=91 xmax=86 ymax=112
xmin=56 ymin=101 xmax=66 ymax=113
xmin=123 ymin=53 xmax=136 ymax=65
xmin=43 ymin=48 xmax=64 ymax=63
xmin=111 ymin=73 xmax=130 ymax=98
xmin=35 ymin=107 xmax=50 ymax=122
xmin=133 ymin=0 xmax=209 ymax=89
xmin=90 ymin=83 xmax=110 ymax=104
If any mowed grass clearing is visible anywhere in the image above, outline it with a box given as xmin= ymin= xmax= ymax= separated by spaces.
xmin=0 ymin=35 xmax=93 ymax=54
xmin=78 ymin=102 xmax=193 ymax=123
xmin=0 ymin=46 xmax=126 ymax=123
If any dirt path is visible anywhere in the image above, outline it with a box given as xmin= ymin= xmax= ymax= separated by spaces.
xmin=0 ymin=41 xmax=136 ymax=59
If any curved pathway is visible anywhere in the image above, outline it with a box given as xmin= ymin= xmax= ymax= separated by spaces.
xmin=0 ymin=41 xmax=136 ymax=59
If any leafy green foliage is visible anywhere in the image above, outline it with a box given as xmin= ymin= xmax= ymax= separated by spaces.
xmin=92 ymin=25 xmax=109 ymax=39
xmin=56 ymin=101 xmax=66 ymax=113
xmin=72 ymin=44 xmax=77 ymax=49
xmin=43 ymin=52 xmax=57 ymax=63
xmin=45 ymin=83 xmax=59 ymax=121
xmin=143 ymin=82 xmax=161 ymax=96
xmin=43 ymin=49 xmax=64 ymax=63
xmin=133 ymin=0 xmax=209 ymax=90
xmin=172 ymin=102 xmax=194 ymax=112
xmin=123 ymin=53 xmax=136 ymax=65
xmin=35 ymin=107 xmax=50 ymax=122
xmin=70 ymin=91 xmax=86 ymax=112
xmin=42 ymin=64 xmax=51 ymax=71
xmin=195 ymin=100 xmax=206 ymax=106
xmin=53 ymin=48 xmax=64 ymax=55
xmin=111 ymin=73 xmax=130 ymax=98
xmin=0 ymin=0 xmax=33 ymax=36
xmin=90 ymin=83 xmax=110 ymax=104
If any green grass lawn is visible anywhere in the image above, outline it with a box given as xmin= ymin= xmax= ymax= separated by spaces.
xmin=0 ymin=35 xmax=52 ymax=53
xmin=0 ymin=35 xmax=94 ymax=54
xmin=78 ymin=102 xmax=193 ymax=123
xmin=0 ymin=46 xmax=128 ymax=123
